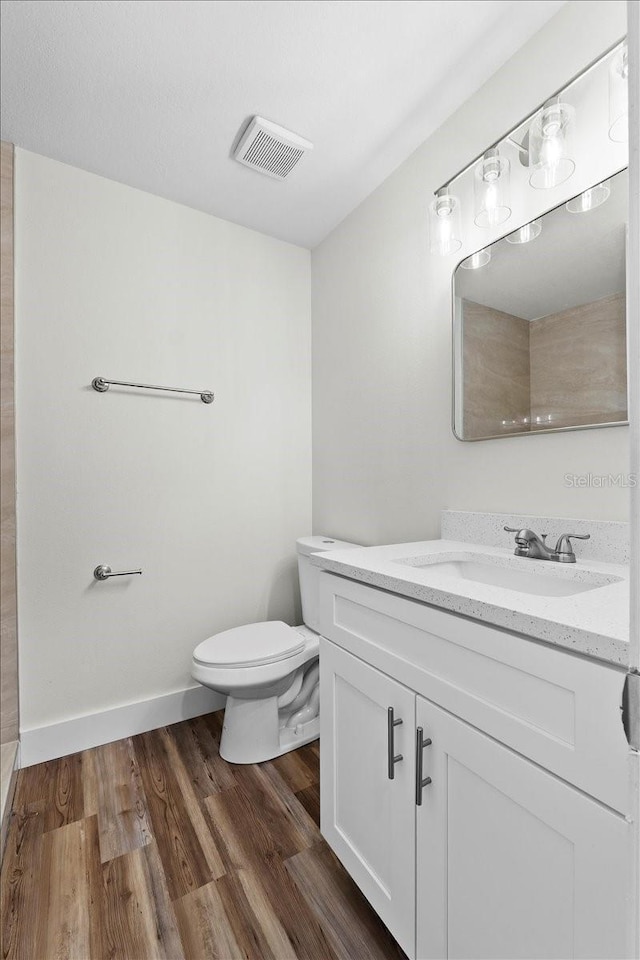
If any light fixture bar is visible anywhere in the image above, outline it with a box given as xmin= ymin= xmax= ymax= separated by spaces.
xmin=432 ymin=36 xmax=626 ymax=196
xmin=505 ymin=134 xmax=528 ymax=156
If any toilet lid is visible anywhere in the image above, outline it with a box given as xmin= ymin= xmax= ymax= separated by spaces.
xmin=193 ymin=621 xmax=305 ymax=669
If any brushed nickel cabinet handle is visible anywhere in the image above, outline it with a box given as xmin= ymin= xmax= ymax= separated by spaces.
xmin=387 ymin=707 xmax=403 ymax=779
xmin=415 ymin=726 xmax=432 ymax=805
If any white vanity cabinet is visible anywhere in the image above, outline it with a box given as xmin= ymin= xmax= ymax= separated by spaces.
xmin=319 ymin=641 xmax=416 ymax=956
xmin=319 ymin=572 xmax=632 ymax=960
xmin=415 ymin=695 xmax=629 ymax=960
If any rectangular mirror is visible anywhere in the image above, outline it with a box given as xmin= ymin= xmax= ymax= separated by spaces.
xmin=453 ymin=168 xmax=628 ymax=441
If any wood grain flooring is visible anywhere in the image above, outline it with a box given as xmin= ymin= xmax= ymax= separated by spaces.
xmin=1 ymin=711 xmax=407 ymax=959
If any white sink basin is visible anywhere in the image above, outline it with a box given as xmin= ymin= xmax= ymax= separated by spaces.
xmin=395 ymin=554 xmax=622 ymax=598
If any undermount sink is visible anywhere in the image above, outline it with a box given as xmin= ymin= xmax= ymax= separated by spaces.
xmin=395 ymin=555 xmax=622 ymax=598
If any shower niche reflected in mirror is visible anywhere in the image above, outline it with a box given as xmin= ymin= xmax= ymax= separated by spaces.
xmin=453 ymin=168 xmax=628 ymax=441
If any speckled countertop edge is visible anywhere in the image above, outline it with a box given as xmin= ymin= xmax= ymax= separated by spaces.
xmin=312 ymin=540 xmax=629 ymax=667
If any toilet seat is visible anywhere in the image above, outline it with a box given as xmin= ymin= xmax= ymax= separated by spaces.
xmin=193 ymin=620 xmax=305 ymax=669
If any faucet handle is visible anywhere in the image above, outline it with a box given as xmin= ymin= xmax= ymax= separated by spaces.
xmin=504 ymin=525 xmax=547 ymax=539
xmin=554 ymin=532 xmax=590 ymax=560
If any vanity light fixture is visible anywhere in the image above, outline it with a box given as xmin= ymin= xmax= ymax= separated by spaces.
xmin=429 ymin=186 xmax=462 ymax=256
xmin=428 ymin=39 xmax=625 ymax=259
xmin=474 ymin=148 xmax=511 ymax=227
xmin=608 ymin=44 xmax=628 ymax=142
xmin=566 ymin=181 xmax=610 ymax=213
xmin=505 ymin=220 xmax=542 ymax=244
xmin=528 ymin=98 xmax=576 ymax=189
xmin=460 ymin=248 xmax=491 ymax=270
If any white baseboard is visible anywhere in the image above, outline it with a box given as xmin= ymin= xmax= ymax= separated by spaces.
xmin=19 ymin=686 xmax=226 ymax=767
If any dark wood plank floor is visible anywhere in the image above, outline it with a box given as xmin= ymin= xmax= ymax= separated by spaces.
xmin=1 ymin=711 xmax=407 ymax=960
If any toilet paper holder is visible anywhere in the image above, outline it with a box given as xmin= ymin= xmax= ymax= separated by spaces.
xmin=94 ymin=565 xmax=143 ymax=581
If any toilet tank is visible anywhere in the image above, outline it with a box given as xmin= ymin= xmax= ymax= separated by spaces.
xmin=296 ymin=536 xmax=361 ymax=633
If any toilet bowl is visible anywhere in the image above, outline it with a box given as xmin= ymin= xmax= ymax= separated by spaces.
xmin=192 ymin=536 xmax=360 ymax=763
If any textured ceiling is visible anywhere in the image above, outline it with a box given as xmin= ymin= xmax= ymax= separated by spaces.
xmin=0 ymin=0 xmax=566 ymax=247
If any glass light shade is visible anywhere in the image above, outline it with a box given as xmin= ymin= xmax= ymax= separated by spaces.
xmin=474 ymin=149 xmax=511 ymax=227
xmin=566 ymin=181 xmax=610 ymax=213
xmin=609 ymin=45 xmax=628 ymax=142
xmin=528 ymin=100 xmax=575 ymax=189
xmin=505 ymin=220 xmax=542 ymax=244
xmin=460 ymin=248 xmax=491 ymax=270
xmin=429 ymin=189 xmax=462 ymax=256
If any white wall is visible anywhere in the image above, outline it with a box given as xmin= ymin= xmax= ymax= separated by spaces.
xmin=15 ymin=150 xmax=311 ymax=739
xmin=312 ymin=0 xmax=630 ymax=546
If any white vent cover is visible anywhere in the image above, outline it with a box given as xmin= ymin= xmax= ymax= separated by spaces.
xmin=234 ymin=116 xmax=313 ymax=180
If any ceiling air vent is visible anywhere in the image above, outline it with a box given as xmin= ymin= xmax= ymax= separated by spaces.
xmin=233 ymin=117 xmax=313 ymax=180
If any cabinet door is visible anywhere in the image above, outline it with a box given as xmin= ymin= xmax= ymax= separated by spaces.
xmin=320 ymin=638 xmax=416 ymax=957
xmin=416 ymin=696 xmax=630 ymax=960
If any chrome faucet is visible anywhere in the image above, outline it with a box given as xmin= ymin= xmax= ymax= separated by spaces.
xmin=504 ymin=526 xmax=590 ymax=563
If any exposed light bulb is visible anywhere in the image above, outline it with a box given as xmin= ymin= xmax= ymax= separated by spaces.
xmin=429 ymin=188 xmax=462 ymax=256
xmin=474 ymin=149 xmax=511 ymax=228
xmin=483 ymin=182 xmax=499 ymax=215
xmin=539 ymin=136 xmax=562 ymax=167
xmin=529 ymin=100 xmax=575 ymax=189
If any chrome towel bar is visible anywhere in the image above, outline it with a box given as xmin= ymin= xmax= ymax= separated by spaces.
xmin=94 ymin=565 xmax=142 ymax=581
xmin=92 ymin=376 xmax=214 ymax=404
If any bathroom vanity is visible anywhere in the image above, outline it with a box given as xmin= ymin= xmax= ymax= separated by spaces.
xmin=315 ymin=523 xmax=634 ymax=960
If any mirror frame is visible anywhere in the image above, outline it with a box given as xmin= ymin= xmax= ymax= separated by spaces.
xmin=451 ymin=167 xmax=630 ymax=442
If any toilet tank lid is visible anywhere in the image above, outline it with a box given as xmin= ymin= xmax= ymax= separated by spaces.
xmin=296 ymin=536 xmax=361 ymax=557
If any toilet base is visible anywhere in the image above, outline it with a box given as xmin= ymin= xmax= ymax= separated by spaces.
xmin=274 ymin=715 xmax=319 ymax=758
xmin=219 ymin=692 xmax=319 ymax=764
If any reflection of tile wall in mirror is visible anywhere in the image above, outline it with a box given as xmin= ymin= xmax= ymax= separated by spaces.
xmin=529 ymin=293 xmax=627 ymax=429
xmin=454 ymin=167 xmax=628 ymax=441
xmin=462 ymin=301 xmax=530 ymax=438
xmin=461 ymin=294 xmax=627 ymax=439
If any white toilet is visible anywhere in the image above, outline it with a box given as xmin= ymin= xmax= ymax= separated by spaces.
xmin=192 ymin=535 xmax=360 ymax=763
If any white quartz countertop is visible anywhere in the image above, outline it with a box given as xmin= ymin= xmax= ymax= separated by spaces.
xmin=311 ymin=539 xmax=629 ymax=666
